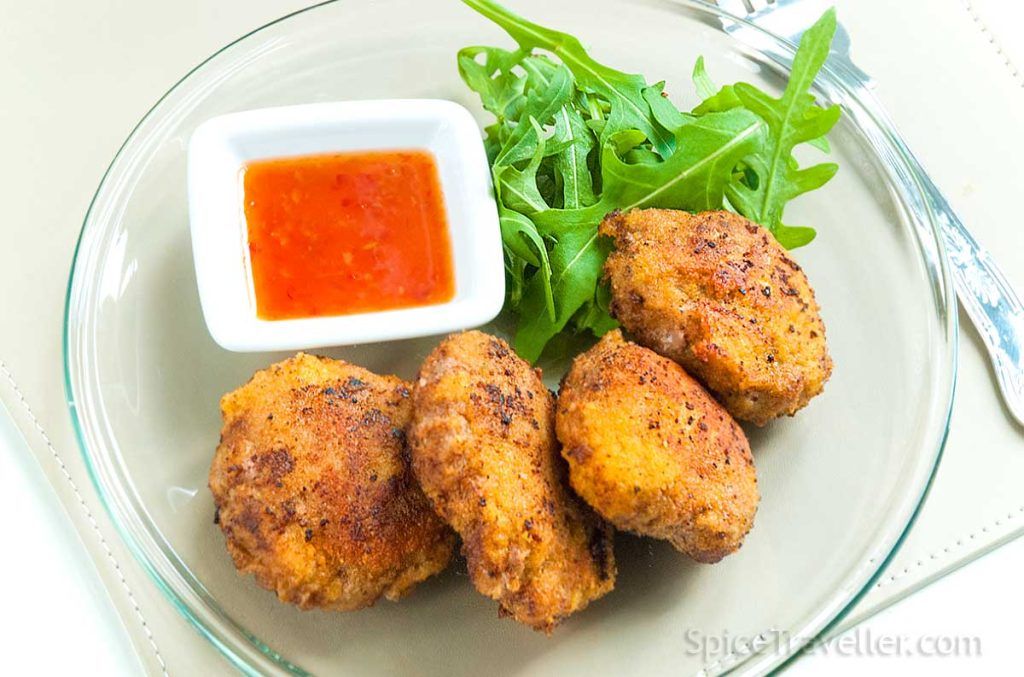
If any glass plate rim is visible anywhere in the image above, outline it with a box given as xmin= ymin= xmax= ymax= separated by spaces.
xmin=62 ymin=1 xmax=959 ymax=674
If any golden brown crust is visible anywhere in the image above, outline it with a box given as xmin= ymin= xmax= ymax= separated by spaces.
xmin=601 ymin=209 xmax=832 ymax=425
xmin=408 ymin=331 xmax=615 ymax=632
xmin=556 ymin=330 xmax=759 ymax=563
xmin=209 ymin=353 xmax=455 ymax=611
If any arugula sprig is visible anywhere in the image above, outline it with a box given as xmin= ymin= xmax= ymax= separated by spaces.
xmin=459 ymin=0 xmax=840 ymax=361
xmin=693 ymin=11 xmax=841 ymax=248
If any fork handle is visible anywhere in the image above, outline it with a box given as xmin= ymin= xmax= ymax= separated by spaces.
xmin=815 ymin=51 xmax=1024 ymax=423
xmin=855 ymin=81 xmax=1024 ymax=425
xmin=925 ymin=169 xmax=1024 ymax=424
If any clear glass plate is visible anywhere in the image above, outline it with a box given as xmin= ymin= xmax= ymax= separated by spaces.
xmin=64 ymin=1 xmax=956 ymax=674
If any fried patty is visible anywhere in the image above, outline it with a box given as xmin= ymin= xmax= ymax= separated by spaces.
xmin=408 ymin=331 xmax=615 ymax=632
xmin=210 ymin=353 xmax=455 ymax=611
xmin=601 ymin=209 xmax=832 ymax=425
xmin=556 ymin=330 xmax=759 ymax=563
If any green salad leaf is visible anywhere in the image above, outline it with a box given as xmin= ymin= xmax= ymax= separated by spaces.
xmin=463 ymin=0 xmax=679 ymax=156
xmin=459 ymin=0 xmax=841 ymax=361
xmin=551 ymin=104 xmax=597 ymax=209
xmin=693 ymin=11 xmax=840 ymax=247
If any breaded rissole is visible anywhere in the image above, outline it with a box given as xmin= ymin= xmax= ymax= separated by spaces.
xmin=556 ymin=331 xmax=759 ymax=563
xmin=210 ymin=353 xmax=455 ymax=611
xmin=408 ymin=331 xmax=615 ymax=632
xmin=601 ymin=209 xmax=832 ymax=425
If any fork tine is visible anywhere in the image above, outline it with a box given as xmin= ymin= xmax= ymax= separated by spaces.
xmin=716 ymin=0 xmax=876 ymax=87
xmin=770 ymin=0 xmax=831 ymax=15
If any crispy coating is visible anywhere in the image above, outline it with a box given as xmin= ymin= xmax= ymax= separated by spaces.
xmin=556 ymin=331 xmax=759 ymax=563
xmin=601 ymin=209 xmax=832 ymax=425
xmin=408 ymin=331 xmax=615 ymax=632
xmin=210 ymin=353 xmax=455 ymax=611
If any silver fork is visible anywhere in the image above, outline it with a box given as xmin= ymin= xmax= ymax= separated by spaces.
xmin=710 ymin=0 xmax=1024 ymax=426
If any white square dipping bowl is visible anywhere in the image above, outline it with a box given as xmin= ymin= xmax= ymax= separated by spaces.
xmin=188 ymin=99 xmax=504 ymax=352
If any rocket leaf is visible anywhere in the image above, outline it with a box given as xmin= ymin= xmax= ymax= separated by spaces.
xmin=458 ymin=0 xmax=841 ymax=361
xmin=726 ymin=9 xmax=841 ymax=244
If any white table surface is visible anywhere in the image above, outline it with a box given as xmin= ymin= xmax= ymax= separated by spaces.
xmin=3 ymin=0 xmax=1023 ymax=674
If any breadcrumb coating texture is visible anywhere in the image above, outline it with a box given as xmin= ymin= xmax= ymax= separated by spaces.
xmin=602 ymin=209 xmax=832 ymax=425
xmin=409 ymin=331 xmax=615 ymax=632
xmin=210 ymin=353 xmax=455 ymax=611
xmin=557 ymin=331 xmax=759 ymax=563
